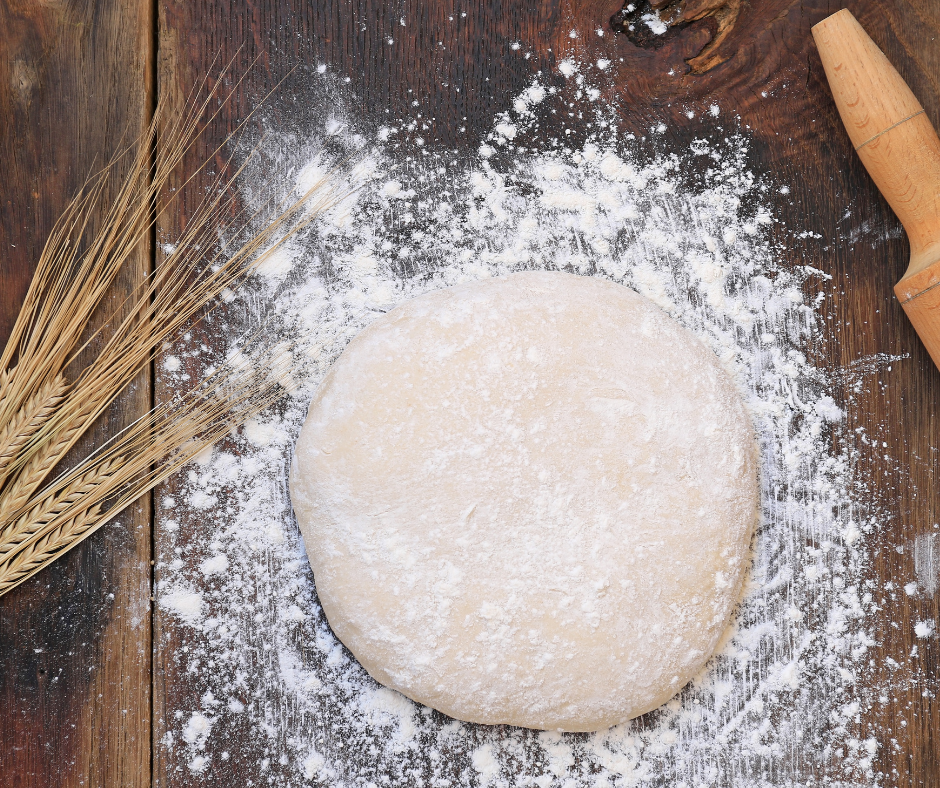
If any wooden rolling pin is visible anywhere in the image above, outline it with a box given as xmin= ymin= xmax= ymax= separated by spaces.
xmin=813 ymin=10 xmax=940 ymax=369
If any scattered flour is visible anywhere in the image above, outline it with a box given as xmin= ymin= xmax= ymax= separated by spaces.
xmin=913 ymin=533 xmax=939 ymax=596
xmin=153 ymin=56 xmax=908 ymax=786
xmin=161 ymin=587 xmax=204 ymax=626
xmin=183 ymin=711 xmax=213 ymax=747
xmin=641 ymin=13 xmax=668 ymax=36
xmin=199 ymin=553 xmax=229 ymax=577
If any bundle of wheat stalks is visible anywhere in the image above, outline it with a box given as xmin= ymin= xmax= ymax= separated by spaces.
xmin=0 ymin=79 xmax=335 ymax=598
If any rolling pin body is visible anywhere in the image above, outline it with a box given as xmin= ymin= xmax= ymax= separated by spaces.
xmin=813 ymin=10 xmax=940 ymax=369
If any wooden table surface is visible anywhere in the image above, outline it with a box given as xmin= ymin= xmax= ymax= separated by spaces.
xmin=2 ymin=1 xmax=940 ymax=785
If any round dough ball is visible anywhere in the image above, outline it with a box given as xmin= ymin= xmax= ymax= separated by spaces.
xmin=290 ymin=271 xmax=757 ymax=732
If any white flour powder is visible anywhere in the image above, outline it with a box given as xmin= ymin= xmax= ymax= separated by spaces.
xmin=156 ymin=57 xmax=902 ymax=786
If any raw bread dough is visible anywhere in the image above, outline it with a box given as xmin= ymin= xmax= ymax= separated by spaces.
xmin=290 ymin=271 xmax=758 ymax=732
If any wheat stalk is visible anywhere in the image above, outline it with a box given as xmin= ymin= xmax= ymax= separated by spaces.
xmin=0 ymin=57 xmax=264 ymax=427
xmin=0 ymin=60 xmax=349 ymax=595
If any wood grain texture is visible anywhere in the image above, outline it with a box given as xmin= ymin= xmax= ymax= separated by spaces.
xmin=0 ymin=1 xmax=154 ymax=786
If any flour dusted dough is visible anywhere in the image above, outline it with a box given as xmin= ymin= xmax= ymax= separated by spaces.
xmin=290 ymin=271 xmax=758 ymax=732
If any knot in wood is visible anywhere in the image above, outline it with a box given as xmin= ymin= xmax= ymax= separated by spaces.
xmin=609 ymin=0 xmax=743 ymax=74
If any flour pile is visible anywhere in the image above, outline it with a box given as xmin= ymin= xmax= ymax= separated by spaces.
xmin=156 ymin=59 xmax=889 ymax=786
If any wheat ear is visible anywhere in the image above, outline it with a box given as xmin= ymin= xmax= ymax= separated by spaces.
xmin=0 ymin=504 xmax=104 ymax=595
xmin=0 ymin=367 xmax=13 ymax=415
xmin=0 ymin=374 xmax=68 ymax=490
xmin=0 ymin=394 xmax=105 ymax=525
xmin=0 ymin=457 xmax=122 ymax=563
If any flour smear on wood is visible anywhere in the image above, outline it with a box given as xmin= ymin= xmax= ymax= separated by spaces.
xmin=156 ymin=56 xmax=900 ymax=787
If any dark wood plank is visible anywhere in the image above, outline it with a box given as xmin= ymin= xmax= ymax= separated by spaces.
xmin=154 ymin=1 xmax=940 ymax=785
xmin=0 ymin=1 xmax=154 ymax=786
